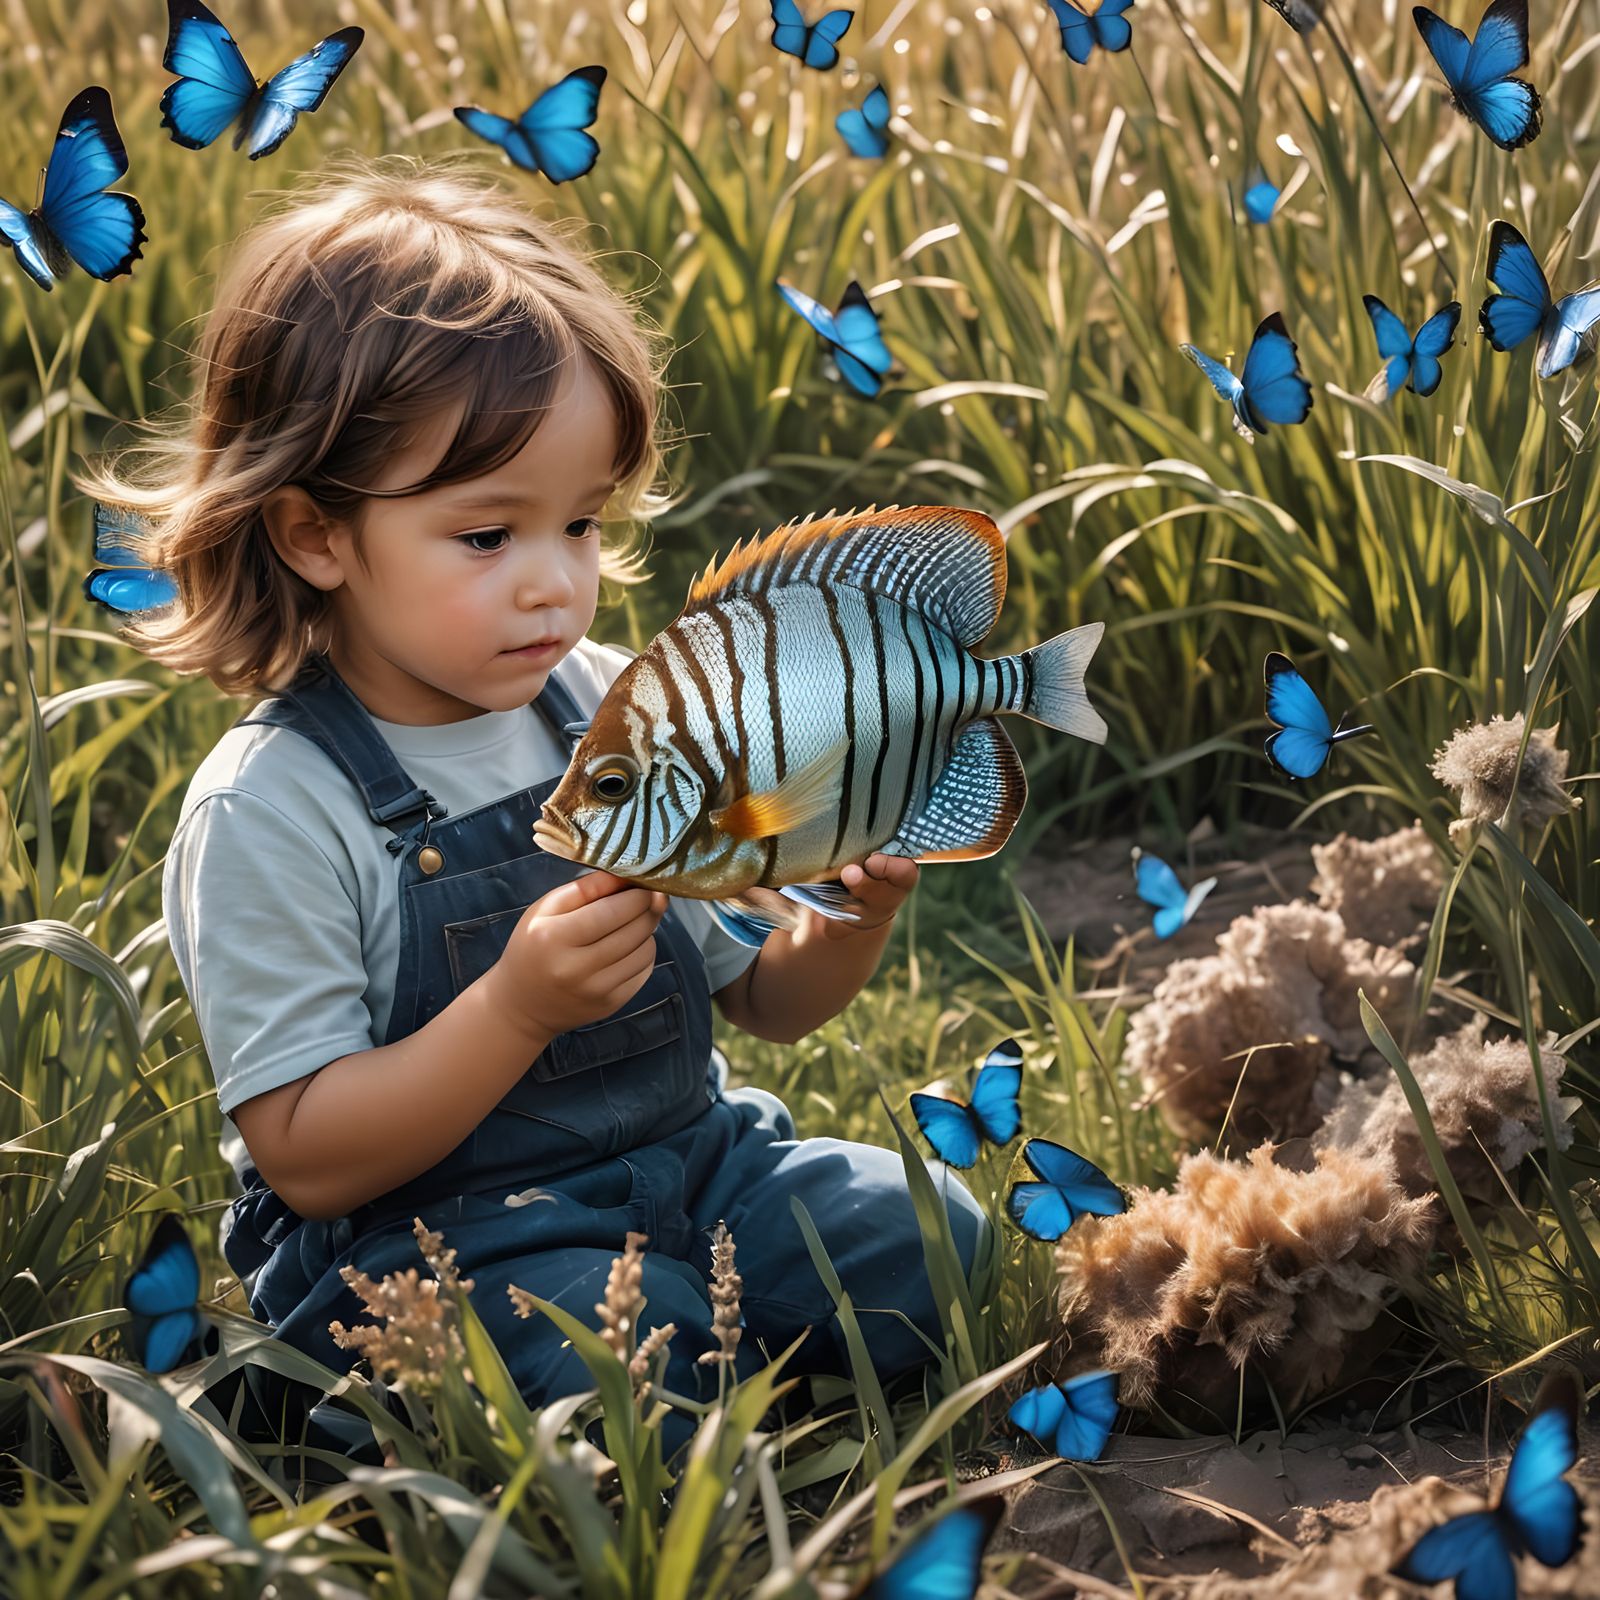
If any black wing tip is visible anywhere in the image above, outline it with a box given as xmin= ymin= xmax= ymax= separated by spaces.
xmin=570 ymin=63 xmax=607 ymax=85
xmin=1263 ymin=649 xmax=1297 ymax=682
xmin=1256 ymin=309 xmax=1293 ymax=342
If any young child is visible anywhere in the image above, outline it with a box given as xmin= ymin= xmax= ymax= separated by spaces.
xmin=78 ymin=154 xmax=985 ymax=1454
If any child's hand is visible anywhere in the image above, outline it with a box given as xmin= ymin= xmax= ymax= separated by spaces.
xmin=823 ymin=854 xmax=920 ymax=940
xmin=487 ymin=871 xmax=668 ymax=1042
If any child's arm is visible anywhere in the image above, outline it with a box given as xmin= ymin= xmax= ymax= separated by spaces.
xmin=712 ymin=856 xmax=917 ymax=1045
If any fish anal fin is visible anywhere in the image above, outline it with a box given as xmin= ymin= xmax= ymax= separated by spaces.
xmin=883 ymin=718 xmax=1027 ymax=862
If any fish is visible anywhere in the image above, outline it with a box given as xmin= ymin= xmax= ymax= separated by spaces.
xmin=533 ymin=504 xmax=1108 ymax=944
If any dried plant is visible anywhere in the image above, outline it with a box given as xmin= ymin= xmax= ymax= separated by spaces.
xmin=698 ymin=1220 xmax=744 ymax=1368
xmin=1430 ymin=714 xmax=1580 ymax=847
xmin=1310 ymin=823 xmax=1443 ymax=949
xmin=1128 ymin=903 xmax=1417 ymax=1145
xmin=1053 ymin=1144 xmax=1437 ymax=1424
xmin=328 ymin=1217 xmax=475 ymax=1399
xmin=1316 ymin=1017 xmax=1579 ymax=1202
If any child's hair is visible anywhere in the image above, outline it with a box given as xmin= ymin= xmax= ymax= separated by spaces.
xmin=72 ymin=152 xmax=675 ymax=697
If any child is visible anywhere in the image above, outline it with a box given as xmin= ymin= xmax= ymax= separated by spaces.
xmin=77 ymin=154 xmax=985 ymax=1454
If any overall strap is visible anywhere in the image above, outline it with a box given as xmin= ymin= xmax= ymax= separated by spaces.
xmin=234 ymin=653 xmax=442 ymax=837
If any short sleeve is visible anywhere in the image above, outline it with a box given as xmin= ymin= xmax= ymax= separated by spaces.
xmin=163 ymin=790 xmax=377 ymax=1116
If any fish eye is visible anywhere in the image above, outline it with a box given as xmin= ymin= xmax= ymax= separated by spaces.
xmin=591 ymin=766 xmax=637 ymax=802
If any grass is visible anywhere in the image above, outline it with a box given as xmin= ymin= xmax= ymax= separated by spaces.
xmin=2 ymin=0 xmax=1598 ymax=1592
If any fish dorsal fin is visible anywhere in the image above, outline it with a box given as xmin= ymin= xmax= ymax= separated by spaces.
xmin=681 ymin=503 xmax=1008 ymax=648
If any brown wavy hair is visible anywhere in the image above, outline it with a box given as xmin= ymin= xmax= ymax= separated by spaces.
xmin=72 ymin=151 xmax=674 ymax=696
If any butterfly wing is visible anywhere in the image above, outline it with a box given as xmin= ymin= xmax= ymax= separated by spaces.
xmin=1180 ymin=343 xmax=1245 ymax=412
xmin=1480 ymin=219 xmax=1552 ymax=355
xmin=123 ymin=1214 xmax=204 ymax=1374
xmin=1413 ymin=6 xmax=1474 ymax=95
xmin=1243 ymin=179 xmax=1281 ymax=224
xmin=514 ymin=66 xmax=606 ymax=183
xmin=837 ymin=84 xmax=891 ymax=157
xmin=804 ymin=7 xmax=854 ymax=69
xmin=0 ymin=199 xmax=56 ymax=290
xmin=1394 ymin=1512 xmax=1518 ymax=1600
xmin=831 ymin=281 xmax=893 ymax=396
xmin=776 ymin=277 xmax=840 ymax=344
xmin=969 ymin=1040 xmax=1023 ymax=1145
xmin=1008 ymin=1138 xmax=1124 ymax=1239
xmin=1135 ymin=852 xmax=1186 ymax=912
xmin=1409 ymin=300 xmax=1462 ymax=395
xmin=1054 ymin=1370 xmax=1119 ymax=1461
xmin=1155 ymin=876 xmax=1219 ymax=938
xmin=769 ymin=0 xmax=811 ymax=59
xmin=1045 ymin=0 xmax=1098 ymax=64
xmin=1263 ymin=651 xmax=1333 ymax=778
xmin=1008 ymin=1383 xmax=1069 ymax=1446
xmin=1463 ymin=75 xmax=1541 ymax=149
xmin=1501 ymin=1381 xmax=1582 ymax=1568
xmin=1537 ymin=287 xmax=1600 ymax=380
xmin=160 ymin=0 xmax=257 ymax=150
xmin=910 ymin=1093 xmax=983 ymax=1169
xmin=1239 ymin=312 xmax=1313 ymax=429
xmin=1263 ymin=0 xmax=1324 ymax=30
xmin=241 ymin=27 xmax=363 ymax=159
xmin=862 ymin=1500 xmax=1003 ymax=1600
xmin=1090 ymin=0 xmax=1135 ymax=52
xmin=1363 ymin=294 xmax=1414 ymax=361
xmin=35 ymin=87 xmax=146 ymax=283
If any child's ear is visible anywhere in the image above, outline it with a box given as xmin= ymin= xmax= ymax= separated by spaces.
xmin=263 ymin=486 xmax=353 ymax=592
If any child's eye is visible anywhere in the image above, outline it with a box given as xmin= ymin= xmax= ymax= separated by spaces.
xmin=457 ymin=527 xmax=509 ymax=554
xmin=568 ymin=517 xmax=602 ymax=539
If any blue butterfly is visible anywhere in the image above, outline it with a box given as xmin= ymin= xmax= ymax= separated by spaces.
xmin=1243 ymin=176 xmax=1282 ymax=224
xmin=861 ymin=1498 xmax=1003 ymax=1600
xmin=769 ymin=0 xmax=853 ymax=70
xmin=1007 ymin=1138 xmax=1125 ymax=1241
xmin=0 ymin=87 xmax=145 ymax=292
xmin=455 ymin=66 xmax=607 ymax=184
xmin=160 ymin=0 xmax=363 ymax=161
xmin=776 ymin=278 xmax=893 ymax=398
xmin=1393 ymin=1371 xmax=1584 ymax=1600
xmin=1133 ymin=849 xmax=1217 ymax=940
xmin=910 ymin=1039 xmax=1023 ymax=1169
xmin=123 ymin=1213 xmax=209 ymax=1374
xmin=1263 ymin=0 xmax=1326 ymax=31
xmin=1180 ymin=312 xmax=1313 ymax=441
xmin=1363 ymin=294 xmax=1463 ymax=400
xmin=836 ymin=84 xmax=891 ymax=159
xmin=1045 ymin=0 xmax=1135 ymax=64
xmin=1479 ymin=220 xmax=1600 ymax=381
xmin=1008 ymin=1370 xmax=1119 ymax=1462
xmin=83 ymin=503 xmax=179 ymax=616
xmin=1263 ymin=651 xmax=1374 ymax=780
xmin=1413 ymin=0 xmax=1540 ymax=151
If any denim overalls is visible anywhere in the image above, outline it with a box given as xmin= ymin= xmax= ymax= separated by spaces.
xmin=216 ymin=651 xmax=986 ymax=1457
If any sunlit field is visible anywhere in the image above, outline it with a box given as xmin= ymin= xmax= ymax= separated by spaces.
xmin=3 ymin=0 xmax=1598 ymax=1592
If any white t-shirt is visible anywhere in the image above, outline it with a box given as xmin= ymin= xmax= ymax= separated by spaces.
xmin=162 ymin=638 xmax=759 ymax=1188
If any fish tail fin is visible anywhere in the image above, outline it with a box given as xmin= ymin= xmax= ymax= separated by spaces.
xmin=1012 ymin=621 xmax=1108 ymax=744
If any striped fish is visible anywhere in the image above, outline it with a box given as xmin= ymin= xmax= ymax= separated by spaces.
xmin=532 ymin=504 xmax=1107 ymax=945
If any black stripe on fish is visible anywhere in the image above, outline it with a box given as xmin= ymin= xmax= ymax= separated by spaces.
xmin=866 ymin=592 xmax=893 ymax=836
xmin=594 ymin=782 xmax=627 ymax=867
xmin=823 ymin=583 xmax=857 ymax=864
xmin=755 ymin=591 xmax=786 ymax=784
xmin=634 ymin=762 xmax=658 ymax=863
xmin=897 ymin=601 xmax=927 ymax=832
xmin=1019 ymin=647 xmax=1034 ymax=715
xmin=661 ymin=629 xmax=730 ymax=787
xmin=919 ymin=610 xmax=947 ymax=802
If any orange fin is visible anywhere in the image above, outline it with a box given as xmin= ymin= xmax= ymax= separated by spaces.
xmin=710 ymin=739 xmax=850 ymax=841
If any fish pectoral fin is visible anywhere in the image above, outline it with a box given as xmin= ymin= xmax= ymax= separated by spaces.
xmin=778 ymin=880 xmax=866 ymax=923
xmin=882 ymin=717 xmax=1027 ymax=863
xmin=709 ymin=738 xmax=850 ymax=842
xmin=709 ymin=888 xmax=805 ymax=947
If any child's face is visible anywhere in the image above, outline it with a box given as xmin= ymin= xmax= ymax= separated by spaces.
xmin=324 ymin=353 xmax=618 ymax=724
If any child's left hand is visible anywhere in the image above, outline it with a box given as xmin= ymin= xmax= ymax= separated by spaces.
xmin=825 ymin=854 xmax=920 ymax=940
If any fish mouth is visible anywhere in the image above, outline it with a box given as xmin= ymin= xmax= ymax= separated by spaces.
xmin=532 ymin=809 xmax=581 ymax=860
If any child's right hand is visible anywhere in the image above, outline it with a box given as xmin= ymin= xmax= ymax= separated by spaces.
xmin=486 ymin=870 xmax=669 ymax=1043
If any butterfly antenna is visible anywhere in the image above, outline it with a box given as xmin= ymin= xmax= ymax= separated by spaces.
xmin=1316 ymin=11 xmax=1456 ymax=294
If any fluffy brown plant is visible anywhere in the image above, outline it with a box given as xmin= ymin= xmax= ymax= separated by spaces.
xmin=1430 ymin=713 xmax=1580 ymax=847
xmin=1128 ymin=903 xmax=1417 ymax=1145
xmin=1054 ymin=1144 xmax=1437 ymax=1426
xmin=1310 ymin=824 xmax=1443 ymax=949
xmin=1316 ymin=1017 xmax=1578 ymax=1202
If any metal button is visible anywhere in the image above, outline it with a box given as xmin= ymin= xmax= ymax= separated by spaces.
xmin=417 ymin=845 xmax=445 ymax=875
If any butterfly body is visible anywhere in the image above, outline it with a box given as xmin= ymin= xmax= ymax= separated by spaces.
xmin=455 ymin=66 xmax=607 ymax=182
xmin=911 ymin=1040 xmax=1024 ymax=1169
xmin=769 ymin=0 xmax=854 ymax=69
xmin=161 ymin=0 xmax=363 ymax=160
xmin=776 ymin=278 xmax=894 ymax=396
xmin=1180 ymin=312 xmax=1313 ymax=441
xmin=1393 ymin=1371 xmax=1584 ymax=1600
xmin=123 ymin=1213 xmax=208 ymax=1373
xmin=837 ymin=84 xmax=891 ymax=158
xmin=0 ymin=87 xmax=145 ymax=291
xmin=1134 ymin=850 xmax=1217 ymax=939
xmin=1412 ymin=0 xmax=1540 ymax=150
xmin=1263 ymin=651 xmax=1373 ymax=779
xmin=1007 ymin=1138 xmax=1125 ymax=1240
xmin=1363 ymin=294 xmax=1462 ymax=399
xmin=1479 ymin=220 xmax=1600 ymax=380
xmin=1046 ymin=0 xmax=1135 ymax=64
xmin=1008 ymin=1369 xmax=1119 ymax=1461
